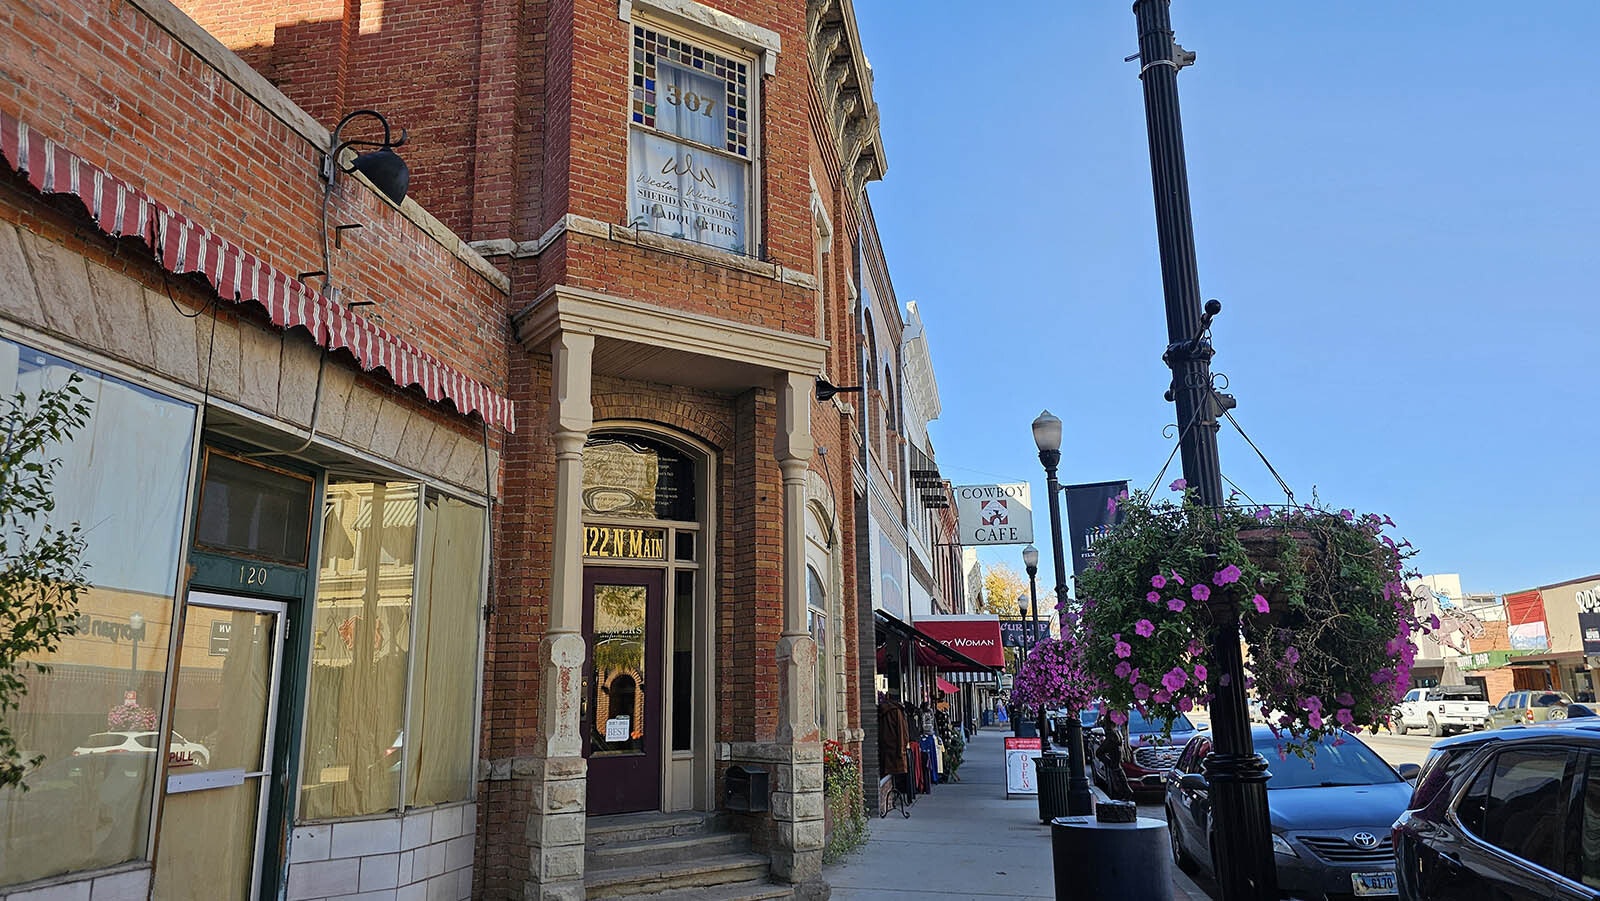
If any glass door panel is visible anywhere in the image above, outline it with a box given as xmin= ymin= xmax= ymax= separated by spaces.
xmin=582 ymin=568 xmax=664 ymax=816
xmin=153 ymin=597 xmax=283 ymax=901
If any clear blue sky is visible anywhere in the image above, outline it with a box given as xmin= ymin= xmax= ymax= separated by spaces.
xmin=853 ymin=2 xmax=1598 ymax=597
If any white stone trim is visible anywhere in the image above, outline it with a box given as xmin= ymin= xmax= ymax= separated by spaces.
xmin=472 ymin=214 xmax=816 ymax=290
xmin=514 ymin=284 xmax=828 ymax=379
xmin=620 ymin=0 xmax=781 ymax=76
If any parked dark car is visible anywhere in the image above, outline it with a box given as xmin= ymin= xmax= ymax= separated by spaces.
xmin=1393 ymin=720 xmax=1600 ymax=899
xmin=1084 ymin=707 xmax=1206 ymax=794
xmin=1166 ymin=726 xmax=1419 ymax=900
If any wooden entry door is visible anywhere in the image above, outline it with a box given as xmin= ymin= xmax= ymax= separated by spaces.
xmin=583 ymin=567 xmax=665 ymax=815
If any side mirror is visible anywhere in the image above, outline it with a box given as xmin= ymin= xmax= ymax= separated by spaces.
xmin=1396 ymin=763 xmax=1421 ymax=782
xmin=1179 ymin=772 xmax=1209 ymax=793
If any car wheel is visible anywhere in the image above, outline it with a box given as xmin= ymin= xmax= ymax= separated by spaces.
xmin=1427 ymin=714 xmax=1442 ymax=737
xmin=1395 ymin=718 xmax=1408 ymax=736
xmin=1166 ymin=806 xmax=1197 ymax=874
xmin=1548 ymin=707 xmax=1568 ymax=721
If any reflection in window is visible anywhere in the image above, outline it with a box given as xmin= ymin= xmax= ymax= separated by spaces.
xmin=1479 ymin=749 xmax=1571 ymax=875
xmin=591 ymin=586 xmax=648 ymax=756
xmin=808 ymin=566 xmax=828 ymax=738
xmin=582 ymin=436 xmax=697 ymax=522
xmin=1583 ymin=755 xmax=1600 ymax=888
xmin=194 ymin=452 xmax=313 ymax=565
xmin=0 ymin=338 xmax=196 ymax=885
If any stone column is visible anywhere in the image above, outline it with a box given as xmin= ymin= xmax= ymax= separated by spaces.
xmin=770 ymin=371 xmax=825 ymax=889
xmin=525 ymin=331 xmax=593 ymax=901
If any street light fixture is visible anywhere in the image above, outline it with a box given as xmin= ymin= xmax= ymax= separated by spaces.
xmin=1132 ymin=2 xmax=1278 ymax=896
xmin=1031 ymin=410 xmax=1092 ymax=816
xmin=1020 ymin=547 xmax=1046 ymax=750
xmin=127 ymin=612 xmax=144 ymax=694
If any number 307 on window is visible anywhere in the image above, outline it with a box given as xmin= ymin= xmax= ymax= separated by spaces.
xmin=664 ymin=84 xmax=717 ymax=118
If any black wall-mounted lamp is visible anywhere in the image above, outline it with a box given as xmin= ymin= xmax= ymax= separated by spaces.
xmin=324 ymin=109 xmax=410 ymax=205
xmin=815 ymin=377 xmax=864 ymax=403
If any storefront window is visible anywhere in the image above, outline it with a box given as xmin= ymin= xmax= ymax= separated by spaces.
xmin=301 ymin=481 xmax=418 ymax=818
xmin=300 ymin=481 xmax=485 ymax=819
xmin=0 ymin=338 xmax=196 ymax=885
xmin=405 ymin=494 xmax=485 ymax=807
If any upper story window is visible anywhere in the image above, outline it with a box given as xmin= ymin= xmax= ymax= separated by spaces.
xmin=630 ymin=25 xmax=752 ymax=255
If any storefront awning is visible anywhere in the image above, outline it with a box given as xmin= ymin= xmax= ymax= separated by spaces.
xmin=936 ymin=677 xmax=958 ymax=695
xmin=912 ymin=614 xmax=1006 ymax=670
xmin=0 ymin=110 xmax=516 ymax=431
xmin=874 ymin=609 xmax=995 ymax=673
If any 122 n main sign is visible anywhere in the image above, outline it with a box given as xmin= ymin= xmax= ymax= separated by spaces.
xmin=954 ymin=483 xmax=1034 ymax=546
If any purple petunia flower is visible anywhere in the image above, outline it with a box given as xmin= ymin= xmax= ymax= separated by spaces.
xmin=1161 ymin=667 xmax=1189 ymax=693
xmin=1336 ymin=692 xmax=1355 ymax=707
xmin=1170 ymin=478 xmax=1187 ymax=492
xmin=1213 ymin=564 xmax=1242 ymax=586
xmin=1252 ymin=594 xmax=1270 ymax=614
xmin=1167 ymin=597 xmax=1186 ymax=613
xmin=1134 ymin=683 xmax=1151 ymax=701
xmin=1284 ymin=646 xmax=1301 ymax=665
xmin=1114 ymin=641 xmax=1132 ymax=659
xmin=1135 ymin=619 xmax=1155 ymax=638
xmin=1219 ymin=673 xmax=1233 ymax=687
xmin=1255 ymin=506 xmax=1271 ymax=521
xmin=1193 ymin=664 xmax=1207 ymax=682
xmin=1114 ymin=661 xmax=1132 ymax=679
xmin=1151 ymin=574 xmax=1167 ymax=590
xmin=1191 ymin=584 xmax=1211 ymax=602
xmin=1147 ymin=591 xmax=1162 ymax=604
xmin=1340 ymin=509 xmax=1354 ymax=522
xmin=1187 ymin=639 xmax=1205 ymax=656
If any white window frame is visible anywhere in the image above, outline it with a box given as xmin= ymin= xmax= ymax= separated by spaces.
xmin=623 ymin=15 xmax=763 ymax=258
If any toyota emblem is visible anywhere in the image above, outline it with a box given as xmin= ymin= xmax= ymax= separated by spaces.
xmin=1352 ymin=832 xmax=1379 ymax=849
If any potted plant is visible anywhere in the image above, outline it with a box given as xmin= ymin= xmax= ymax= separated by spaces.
xmin=1075 ymin=482 xmax=1431 ymax=753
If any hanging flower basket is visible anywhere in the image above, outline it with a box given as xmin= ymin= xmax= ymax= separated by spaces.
xmin=1012 ymin=633 xmax=1100 ymax=716
xmin=1075 ymin=485 xmax=1430 ymax=752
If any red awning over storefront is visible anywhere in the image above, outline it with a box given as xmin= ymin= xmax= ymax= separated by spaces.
xmin=0 ymin=110 xmax=516 ymax=431
xmin=936 ymin=677 xmax=959 ymax=695
xmin=913 ymin=615 xmax=1005 ymax=670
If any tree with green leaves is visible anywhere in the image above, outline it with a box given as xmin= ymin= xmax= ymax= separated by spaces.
xmin=0 ymin=374 xmax=92 ymax=789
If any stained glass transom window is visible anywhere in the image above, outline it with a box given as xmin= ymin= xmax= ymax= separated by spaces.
xmin=632 ymin=25 xmax=750 ymax=157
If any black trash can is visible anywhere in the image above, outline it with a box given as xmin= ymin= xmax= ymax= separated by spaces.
xmin=1050 ymin=812 xmax=1172 ymax=900
xmin=1034 ymin=751 xmax=1073 ymax=822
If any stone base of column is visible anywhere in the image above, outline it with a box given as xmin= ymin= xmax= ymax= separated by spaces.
xmin=727 ymin=740 xmax=827 ymax=896
xmin=521 ymin=755 xmax=588 ymax=901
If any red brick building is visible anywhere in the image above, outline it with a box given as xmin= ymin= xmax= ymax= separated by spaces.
xmin=1 ymin=0 xmax=888 ymax=899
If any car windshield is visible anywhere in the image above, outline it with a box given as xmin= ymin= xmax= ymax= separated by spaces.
xmin=1254 ymin=734 xmax=1400 ymax=790
xmin=1428 ymin=689 xmax=1483 ymax=702
xmin=1532 ymin=692 xmax=1573 ymax=707
xmin=79 ymin=733 xmax=128 ymax=748
xmin=1126 ymin=710 xmax=1195 ymax=734
xmin=1080 ymin=709 xmax=1100 ymax=727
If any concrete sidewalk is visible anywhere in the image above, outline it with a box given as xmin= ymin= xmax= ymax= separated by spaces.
xmin=823 ymin=727 xmax=1211 ymax=900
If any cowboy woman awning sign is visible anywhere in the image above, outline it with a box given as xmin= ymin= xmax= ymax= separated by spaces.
xmin=953 ymin=483 xmax=1035 ymax=546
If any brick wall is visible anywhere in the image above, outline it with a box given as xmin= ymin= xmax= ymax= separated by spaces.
xmin=1 ymin=0 xmax=511 ymax=407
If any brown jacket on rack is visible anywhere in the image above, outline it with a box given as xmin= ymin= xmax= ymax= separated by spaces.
xmin=878 ymin=702 xmax=910 ymax=775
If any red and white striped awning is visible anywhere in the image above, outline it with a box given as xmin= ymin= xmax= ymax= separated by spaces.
xmin=0 ymin=109 xmax=515 ymax=432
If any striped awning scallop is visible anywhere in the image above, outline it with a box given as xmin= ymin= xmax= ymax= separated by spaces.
xmin=0 ymin=109 xmax=515 ymax=432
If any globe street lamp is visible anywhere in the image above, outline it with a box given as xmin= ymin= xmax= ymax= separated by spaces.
xmin=128 ymin=612 xmax=144 ymax=684
xmin=1031 ymin=410 xmax=1092 ymax=816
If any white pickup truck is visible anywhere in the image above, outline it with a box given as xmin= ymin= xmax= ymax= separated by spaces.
xmin=1394 ymin=686 xmax=1490 ymax=737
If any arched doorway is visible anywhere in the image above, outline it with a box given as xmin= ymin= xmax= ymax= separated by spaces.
xmin=579 ymin=429 xmax=713 ymax=814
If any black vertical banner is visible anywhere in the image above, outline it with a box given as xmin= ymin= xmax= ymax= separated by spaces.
xmin=1063 ymin=480 xmax=1131 ymax=577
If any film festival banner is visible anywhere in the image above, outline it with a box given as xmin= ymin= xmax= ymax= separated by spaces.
xmin=1063 ymin=480 xmax=1130 ymax=577
xmin=1579 ymin=585 xmax=1600 ymax=656
xmin=953 ymin=483 xmax=1034 ymax=546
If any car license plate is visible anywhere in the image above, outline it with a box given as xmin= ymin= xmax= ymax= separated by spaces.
xmin=1352 ymin=871 xmax=1397 ymax=896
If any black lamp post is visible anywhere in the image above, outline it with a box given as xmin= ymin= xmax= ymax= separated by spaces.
xmin=1031 ymin=410 xmax=1092 ymax=816
xmin=1021 ymin=546 xmax=1047 ymax=749
xmin=1131 ymin=2 xmax=1276 ymax=897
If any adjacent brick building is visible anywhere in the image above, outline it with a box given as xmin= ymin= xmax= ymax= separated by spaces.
xmin=0 ymin=0 xmax=904 ymax=899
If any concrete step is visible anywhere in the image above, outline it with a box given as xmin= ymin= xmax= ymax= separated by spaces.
xmin=583 ymin=852 xmax=773 ymax=899
xmin=587 ymin=831 xmax=751 ymax=869
xmin=614 ymin=879 xmax=794 ymax=901
xmin=586 ymin=811 xmax=717 ymax=848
